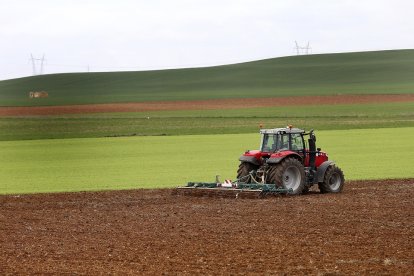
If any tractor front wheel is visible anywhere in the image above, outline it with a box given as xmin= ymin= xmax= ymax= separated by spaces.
xmin=267 ymin=157 xmax=305 ymax=195
xmin=319 ymin=165 xmax=345 ymax=193
xmin=237 ymin=162 xmax=258 ymax=183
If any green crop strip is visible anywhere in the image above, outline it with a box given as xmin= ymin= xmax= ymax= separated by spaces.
xmin=1 ymin=102 xmax=413 ymax=141
xmin=1 ymin=127 xmax=413 ymax=194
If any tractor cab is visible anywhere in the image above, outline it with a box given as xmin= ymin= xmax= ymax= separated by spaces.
xmin=260 ymin=127 xmax=305 ymax=154
xmin=258 ymin=126 xmax=326 ymax=169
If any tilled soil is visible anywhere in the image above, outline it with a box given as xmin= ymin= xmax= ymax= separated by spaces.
xmin=1 ymin=179 xmax=413 ymax=275
xmin=2 ymin=94 xmax=414 ymax=116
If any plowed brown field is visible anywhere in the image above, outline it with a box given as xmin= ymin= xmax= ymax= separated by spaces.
xmin=2 ymin=94 xmax=414 ymax=116
xmin=1 ymin=179 xmax=413 ymax=275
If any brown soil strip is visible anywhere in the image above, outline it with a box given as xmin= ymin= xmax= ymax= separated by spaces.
xmin=1 ymin=94 xmax=414 ymax=116
xmin=1 ymin=179 xmax=413 ymax=274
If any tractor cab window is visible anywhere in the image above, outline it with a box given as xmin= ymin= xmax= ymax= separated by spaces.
xmin=261 ymin=134 xmax=277 ymax=152
xmin=261 ymin=133 xmax=290 ymax=152
xmin=291 ymin=133 xmax=304 ymax=151
xmin=278 ymin=134 xmax=289 ymax=150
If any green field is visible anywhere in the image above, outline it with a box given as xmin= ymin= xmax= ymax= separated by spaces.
xmin=1 ymin=127 xmax=413 ymax=194
xmin=2 ymin=102 xmax=414 ymax=141
xmin=1 ymin=50 xmax=414 ymax=106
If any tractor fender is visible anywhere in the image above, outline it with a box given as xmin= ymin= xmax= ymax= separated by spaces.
xmin=239 ymin=155 xmax=260 ymax=166
xmin=316 ymin=161 xmax=335 ymax=183
xmin=267 ymin=151 xmax=302 ymax=164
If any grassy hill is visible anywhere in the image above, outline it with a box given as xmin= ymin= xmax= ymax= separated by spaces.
xmin=1 ymin=102 xmax=413 ymax=141
xmin=1 ymin=49 xmax=414 ymax=107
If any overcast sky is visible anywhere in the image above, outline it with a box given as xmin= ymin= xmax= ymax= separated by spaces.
xmin=1 ymin=0 xmax=413 ymax=80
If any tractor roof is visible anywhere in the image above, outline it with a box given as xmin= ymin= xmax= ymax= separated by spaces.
xmin=260 ymin=127 xmax=305 ymax=134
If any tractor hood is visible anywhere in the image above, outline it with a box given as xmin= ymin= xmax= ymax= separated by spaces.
xmin=239 ymin=150 xmax=269 ymax=166
xmin=243 ymin=150 xmax=262 ymax=159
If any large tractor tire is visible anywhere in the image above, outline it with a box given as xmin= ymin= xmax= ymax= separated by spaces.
xmin=319 ymin=165 xmax=345 ymax=193
xmin=267 ymin=157 xmax=305 ymax=195
xmin=237 ymin=162 xmax=258 ymax=183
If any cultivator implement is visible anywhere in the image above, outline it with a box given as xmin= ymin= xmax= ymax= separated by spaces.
xmin=174 ymin=176 xmax=293 ymax=198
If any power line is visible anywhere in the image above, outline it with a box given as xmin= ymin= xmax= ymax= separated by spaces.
xmin=24 ymin=52 xmax=297 ymax=76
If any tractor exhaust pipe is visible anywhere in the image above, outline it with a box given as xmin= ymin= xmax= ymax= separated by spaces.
xmin=308 ymin=130 xmax=317 ymax=169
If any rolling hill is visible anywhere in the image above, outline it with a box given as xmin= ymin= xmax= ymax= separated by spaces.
xmin=0 ymin=49 xmax=414 ymax=107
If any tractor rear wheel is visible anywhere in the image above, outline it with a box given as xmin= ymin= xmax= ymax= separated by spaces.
xmin=237 ymin=162 xmax=258 ymax=183
xmin=267 ymin=157 xmax=305 ymax=195
xmin=319 ymin=165 xmax=345 ymax=193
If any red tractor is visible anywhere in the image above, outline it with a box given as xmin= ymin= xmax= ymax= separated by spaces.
xmin=237 ymin=126 xmax=345 ymax=195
